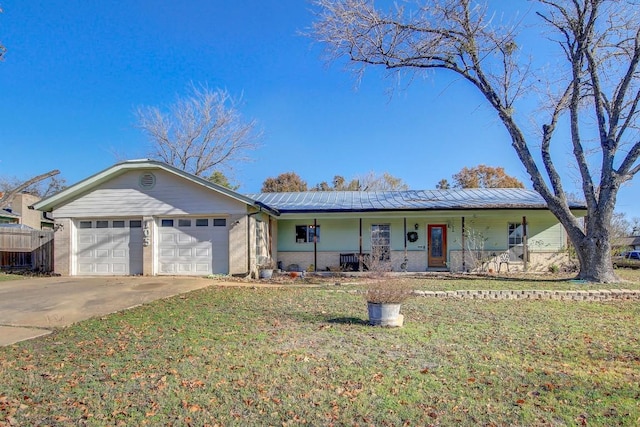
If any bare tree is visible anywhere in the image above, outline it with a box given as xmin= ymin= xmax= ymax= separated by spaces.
xmin=0 ymin=170 xmax=60 ymax=209
xmin=357 ymin=171 xmax=409 ymax=190
xmin=312 ymin=0 xmax=640 ymax=282
xmin=313 ymin=171 xmax=408 ymax=190
xmin=135 ymin=84 xmax=261 ymax=178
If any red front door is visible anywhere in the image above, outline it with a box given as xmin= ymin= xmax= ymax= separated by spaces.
xmin=428 ymin=224 xmax=447 ymax=268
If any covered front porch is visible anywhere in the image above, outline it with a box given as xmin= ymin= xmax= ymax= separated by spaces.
xmin=270 ymin=210 xmax=570 ymax=273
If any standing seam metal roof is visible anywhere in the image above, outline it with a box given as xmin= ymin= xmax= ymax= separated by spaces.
xmin=246 ymin=189 xmax=587 ymax=213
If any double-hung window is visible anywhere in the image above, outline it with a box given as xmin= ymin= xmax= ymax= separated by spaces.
xmin=295 ymin=225 xmax=320 ymax=243
xmin=508 ymin=222 xmax=524 ymax=261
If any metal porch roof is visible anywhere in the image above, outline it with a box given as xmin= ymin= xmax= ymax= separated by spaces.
xmin=247 ymin=189 xmax=587 ymax=213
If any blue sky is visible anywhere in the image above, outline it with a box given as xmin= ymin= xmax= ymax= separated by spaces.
xmin=1 ymin=1 xmax=638 ymax=218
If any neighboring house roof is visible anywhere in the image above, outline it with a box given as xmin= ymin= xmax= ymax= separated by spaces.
xmin=32 ymin=159 xmax=279 ymax=216
xmin=248 ymin=189 xmax=588 ymax=213
xmin=0 ymin=209 xmax=21 ymax=219
xmin=614 ymin=236 xmax=640 ymax=247
xmin=0 ymin=223 xmax=35 ymax=230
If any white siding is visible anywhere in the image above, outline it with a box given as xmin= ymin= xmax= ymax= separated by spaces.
xmin=54 ymin=170 xmax=248 ymax=218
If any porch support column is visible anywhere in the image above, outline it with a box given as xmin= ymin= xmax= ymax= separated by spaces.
xmin=403 ymin=218 xmax=408 ymax=272
xmin=403 ymin=218 xmax=407 ymax=251
xmin=522 ymin=216 xmax=528 ymax=271
xmin=313 ymin=218 xmax=317 ymax=272
xmin=461 ymin=216 xmax=466 ymax=272
xmin=359 ymin=218 xmax=363 ymax=271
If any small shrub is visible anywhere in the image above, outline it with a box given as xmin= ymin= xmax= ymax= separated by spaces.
xmin=365 ymin=280 xmax=414 ymax=303
xmin=548 ymin=264 xmax=559 ymax=273
xmin=363 ymin=246 xmax=414 ymax=303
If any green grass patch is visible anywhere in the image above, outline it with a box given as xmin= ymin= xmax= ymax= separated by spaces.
xmin=317 ymin=269 xmax=640 ymax=292
xmin=0 ymin=273 xmax=25 ymax=282
xmin=1 ymin=283 xmax=638 ymax=426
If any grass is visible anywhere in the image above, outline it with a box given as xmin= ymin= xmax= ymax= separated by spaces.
xmin=1 ymin=272 xmax=639 ymax=426
xmin=0 ymin=273 xmax=24 ymax=282
xmin=297 ymin=268 xmax=640 ymax=292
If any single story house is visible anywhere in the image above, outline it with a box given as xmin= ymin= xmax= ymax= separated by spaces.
xmin=33 ymin=160 xmax=587 ymax=276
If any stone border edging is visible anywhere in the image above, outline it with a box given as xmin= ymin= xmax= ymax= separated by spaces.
xmin=412 ymin=289 xmax=640 ymax=301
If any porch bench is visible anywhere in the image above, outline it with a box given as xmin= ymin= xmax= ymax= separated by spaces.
xmin=340 ymin=253 xmax=360 ymax=271
xmin=340 ymin=253 xmax=369 ymax=271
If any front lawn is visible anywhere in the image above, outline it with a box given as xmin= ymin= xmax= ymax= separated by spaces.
xmin=1 ymin=277 xmax=638 ymax=426
xmin=0 ymin=273 xmax=24 ymax=282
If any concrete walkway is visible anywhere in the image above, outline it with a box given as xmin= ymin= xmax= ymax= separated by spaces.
xmin=0 ymin=276 xmax=216 ymax=346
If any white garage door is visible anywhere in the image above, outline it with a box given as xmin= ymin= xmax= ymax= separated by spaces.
xmin=157 ymin=217 xmax=229 ymax=275
xmin=76 ymin=219 xmax=143 ymax=275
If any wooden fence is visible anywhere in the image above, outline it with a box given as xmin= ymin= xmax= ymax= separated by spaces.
xmin=0 ymin=228 xmax=54 ymax=271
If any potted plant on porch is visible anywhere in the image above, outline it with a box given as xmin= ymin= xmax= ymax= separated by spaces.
xmin=258 ymin=257 xmax=276 ymax=279
xmin=364 ymin=247 xmax=414 ymax=327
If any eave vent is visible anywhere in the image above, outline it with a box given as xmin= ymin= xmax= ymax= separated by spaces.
xmin=139 ymin=172 xmax=156 ymax=190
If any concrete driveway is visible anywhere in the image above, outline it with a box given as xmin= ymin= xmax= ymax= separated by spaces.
xmin=0 ymin=276 xmax=216 ymax=346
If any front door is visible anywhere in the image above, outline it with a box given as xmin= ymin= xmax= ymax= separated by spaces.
xmin=428 ymin=224 xmax=447 ymax=268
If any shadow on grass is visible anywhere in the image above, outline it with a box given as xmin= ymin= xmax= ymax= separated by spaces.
xmin=328 ymin=317 xmax=368 ymax=325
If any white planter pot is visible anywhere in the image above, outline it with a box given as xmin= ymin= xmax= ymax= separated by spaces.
xmin=367 ymin=302 xmax=404 ymax=327
xmin=259 ymin=269 xmax=273 ymax=279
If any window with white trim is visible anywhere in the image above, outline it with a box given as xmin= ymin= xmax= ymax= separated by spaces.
xmin=371 ymin=224 xmax=391 ymax=261
xmin=508 ymin=222 xmax=524 ymax=261
xmin=295 ymin=225 xmax=320 ymax=243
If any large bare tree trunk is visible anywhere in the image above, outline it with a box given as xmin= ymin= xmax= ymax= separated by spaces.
xmin=569 ymin=218 xmax=617 ymax=283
